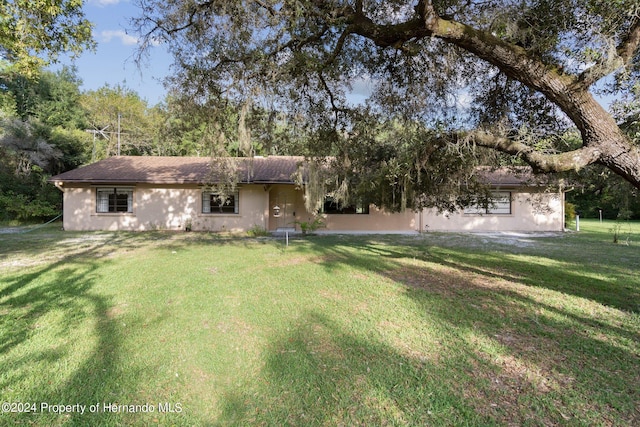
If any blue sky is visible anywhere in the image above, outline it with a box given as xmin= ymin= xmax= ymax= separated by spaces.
xmin=54 ymin=1 xmax=614 ymax=112
xmin=55 ymin=0 xmax=171 ymax=105
xmin=55 ymin=0 xmax=375 ymax=108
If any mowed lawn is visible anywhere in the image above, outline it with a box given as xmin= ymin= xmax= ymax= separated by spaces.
xmin=0 ymin=220 xmax=639 ymax=426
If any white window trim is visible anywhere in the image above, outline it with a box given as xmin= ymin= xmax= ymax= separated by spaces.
xmin=202 ymin=190 xmax=239 ymax=214
xmin=464 ymin=191 xmax=512 ymax=215
xmin=95 ymin=187 xmax=134 ymax=214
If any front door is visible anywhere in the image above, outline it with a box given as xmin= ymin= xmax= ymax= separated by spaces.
xmin=270 ymin=188 xmax=296 ymax=231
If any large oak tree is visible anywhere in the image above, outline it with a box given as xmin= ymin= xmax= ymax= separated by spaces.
xmin=134 ymin=0 xmax=640 ymax=191
xmin=0 ymin=0 xmax=94 ymax=75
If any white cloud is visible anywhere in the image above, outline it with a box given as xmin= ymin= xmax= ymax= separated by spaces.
xmin=100 ymin=30 xmax=139 ymax=46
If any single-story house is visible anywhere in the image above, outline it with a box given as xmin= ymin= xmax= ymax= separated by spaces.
xmin=49 ymin=156 xmax=565 ymax=233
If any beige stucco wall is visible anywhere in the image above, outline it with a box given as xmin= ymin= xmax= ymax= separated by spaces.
xmin=418 ymin=190 xmax=565 ymax=232
xmin=60 ymin=184 xmax=563 ymax=233
xmin=321 ymin=206 xmax=416 ymax=232
xmin=61 ymin=184 xmax=270 ymax=232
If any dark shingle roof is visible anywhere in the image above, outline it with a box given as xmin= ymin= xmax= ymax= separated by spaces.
xmin=50 ymin=156 xmax=305 ymax=185
xmin=51 ymin=156 xmax=543 ymax=187
xmin=475 ymin=166 xmax=544 ymax=187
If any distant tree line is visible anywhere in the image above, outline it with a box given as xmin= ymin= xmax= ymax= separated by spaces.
xmin=0 ymin=65 xmax=638 ymax=222
xmin=0 ymin=66 xmax=310 ymax=221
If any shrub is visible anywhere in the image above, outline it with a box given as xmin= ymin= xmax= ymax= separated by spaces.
xmin=0 ymin=191 xmax=58 ymax=220
xmin=565 ymin=202 xmax=576 ymax=227
xmin=295 ymin=216 xmax=325 ymax=235
xmin=247 ymin=224 xmax=270 ymax=237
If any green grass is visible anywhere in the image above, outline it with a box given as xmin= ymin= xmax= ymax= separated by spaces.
xmin=0 ymin=220 xmax=639 ymax=426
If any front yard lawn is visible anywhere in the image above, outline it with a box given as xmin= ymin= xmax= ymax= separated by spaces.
xmin=1 ymin=220 xmax=639 ymax=426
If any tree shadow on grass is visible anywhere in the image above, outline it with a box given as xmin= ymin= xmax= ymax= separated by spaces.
xmin=300 ymin=234 xmax=640 ymax=313
xmin=0 ymin=235 xmax=160 ymax=426
xmin=422 ymin=246 xmax=640 ymax=314
xmin=394 ymin=266 xmax=640 ymax=425
xmin=257 ymin=236 xmax=640 ymax=425
xmin=217 ymin=311 xmax=491 ymax=426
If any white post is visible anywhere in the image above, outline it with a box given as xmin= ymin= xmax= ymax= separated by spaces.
xmin=285 ymin=230 xmax=289 ymax=247
xmin=576 ymin=214 xmax=580 ymax=232
xmin=599 ymin=209 xmax=602 ymax=222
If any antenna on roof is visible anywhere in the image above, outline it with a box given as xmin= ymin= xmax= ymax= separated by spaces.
xmin=85 ymin=125 xmax=110 ymax=162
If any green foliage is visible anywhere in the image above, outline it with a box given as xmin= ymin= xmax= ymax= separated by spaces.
xmin=0 ymin=89 xmax=17 ymax=117
xmin=81 ymin=84 xmax=158 ymax=158
xmin=48 ymin=127 xmax=91 ymax=171
xmin=0 ymin=144 xmax=61 ymax=221
xmin=156 ymin=93 xmax=308 ymax=157
xmin=0 ymin=67 xmax=89 ymax=221
xmin=294 ymin=215 xmax=325 ymax=235
xmin=0 ymin=0 xmax=95 ymax=76
xmin=611 ymin=82 xmax=640 ymax=144
xmin=610 ymin=219 xmax=633 ymax=245
xmin=0 ymin=190 xmax=58 ymax=220
xmin=566 ymin=165 xmax=640 ymax=220
xmin=154 ymin=94 xmax=240 ymax=157
xmin=0 ymin=66 xmax=87 ymax=126
xmin=0 ymin=117 xmax=63 ymax=174
xmin=307 ymin=114 xmax=492 ymax=213
xmin=134 ymin=0 xmax=640 ymax=192
xmin=246 ymin=224 xmax=270 ymax=237
xmin=564 ymin=201 xmax=576 ymax=227
xmin=35 ymin=66 xmax=88 ymax=129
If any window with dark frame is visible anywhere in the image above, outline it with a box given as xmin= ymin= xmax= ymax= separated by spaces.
xmin=463 ymin=191 xmax=512 ymax=215
xmin=96 ymin=188 xmax=133 ymax=213
xmin=202 ymin=191 xmax=239 ymax=214
xmin=322 ymin=196 xmax=370 ymax=214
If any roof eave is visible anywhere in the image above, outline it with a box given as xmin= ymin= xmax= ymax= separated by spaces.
xmin=51 ymin=179 xmax=206 ymax=185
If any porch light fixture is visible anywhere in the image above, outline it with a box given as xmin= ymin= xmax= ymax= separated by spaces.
xmin=273 ymin=205 xmax=281 ymax=217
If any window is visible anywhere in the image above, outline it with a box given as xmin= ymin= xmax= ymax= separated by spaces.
xmin=322 ymin=197 xmax=369 ymax=214
xmin=202 ymin=191 xmax=239 ymax=214
xmin=96 ymin=188 xmax=133 ymax=213
xmin=464 ymin=191 xmax=512 ymax=215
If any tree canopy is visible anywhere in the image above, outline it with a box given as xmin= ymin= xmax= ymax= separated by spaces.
xmin=0 ymin=67 xmax=171 ymax=221
xmin=0 ymin=67 xmax=91 ymax=220
xmin=0 ymin=0 xmax=94 ymax=75
xmin=134 ymin=0 xmax=640 ymax=195
xmin=81 ymin=84 xmax=161 ymax=157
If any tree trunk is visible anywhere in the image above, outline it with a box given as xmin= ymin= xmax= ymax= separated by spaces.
xmin=347 ymin=7 xmax=640 ymax=189
xmin=430 ymin=16 xmax=640 ymax=190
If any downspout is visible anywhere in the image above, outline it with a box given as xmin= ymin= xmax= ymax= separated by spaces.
xmin=265 ymin=184 xmax=273 ymax=231
xmin=53 ymin=181 xmax=65 ymax=230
